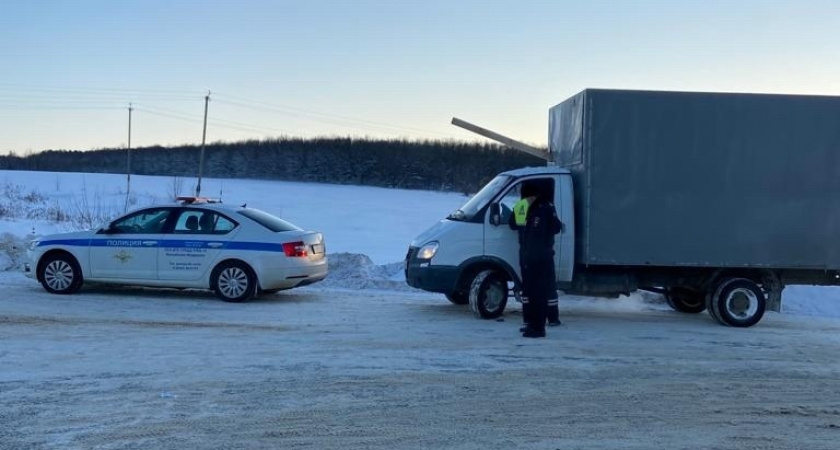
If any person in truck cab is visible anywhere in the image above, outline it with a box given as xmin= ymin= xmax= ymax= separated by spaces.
xmin=509 ymin=179 xmax=563 ymax=338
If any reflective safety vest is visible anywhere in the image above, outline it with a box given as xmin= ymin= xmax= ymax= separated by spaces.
xmin=513 ymin=198 xmax=530 ymax=226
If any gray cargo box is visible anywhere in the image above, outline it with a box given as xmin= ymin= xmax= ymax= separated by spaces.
xmin=549 ymin=89 xmax=840 ymax=269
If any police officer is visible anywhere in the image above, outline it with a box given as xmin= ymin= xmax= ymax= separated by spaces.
xmin=509 ymin=189 xmax=534 ymax=329
xmin=509 ymin=179 xmax=563 ymax=338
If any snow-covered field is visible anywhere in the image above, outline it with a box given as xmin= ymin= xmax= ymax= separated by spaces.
xmin=2 ymin=170 xmax=840 ymax=449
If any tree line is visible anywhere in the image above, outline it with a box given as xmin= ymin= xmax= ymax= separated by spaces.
xmin=0 ymin=137 xmax=546 ymax=193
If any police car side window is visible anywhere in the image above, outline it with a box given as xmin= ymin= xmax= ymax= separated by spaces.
xmin=173 ymin=211 xmax=204 ymax=234
xmin=112 ymin=208 xmax=171 ymax=234
xmin=170 ymin=210 xmax=237 ymax=235
xmin=213 ymin=215 xmax=237 ymax=234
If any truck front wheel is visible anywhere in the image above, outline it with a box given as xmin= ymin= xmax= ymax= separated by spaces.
xmin=706 ymin=278 xmax=766 ymax=328
xmin=664 ymin=287 xmax=706 ymax=314
xmin=445 ymin=291 xmax=469 ymax=305
xmin=469 ymin=269 xmax=508 ymax=319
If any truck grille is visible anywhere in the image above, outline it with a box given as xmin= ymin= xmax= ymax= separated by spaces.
xmin=405 ymin=246 xmax=418 ymax=263
xmin=404 ymin=246 xmax=418 ymax=278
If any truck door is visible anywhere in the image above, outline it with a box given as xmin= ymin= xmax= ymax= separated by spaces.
xmin=555 ymin=174 xmax=575 ymax=283
xmin=484 ymin=181 xmax=523 ymax=279
xmin=485 ymin=176 xmax=565 ymax=284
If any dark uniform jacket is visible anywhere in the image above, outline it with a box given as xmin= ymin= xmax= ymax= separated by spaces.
xmin=515 ymin=198 xmax=562 ymax=300
xmin=521 ymin=199 xmax=562 ymax=264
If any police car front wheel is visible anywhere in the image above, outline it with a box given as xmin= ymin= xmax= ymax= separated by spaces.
xmin=39 ymin=252 xmax=83 ymax=295
xmin=212 ymin=261 xmax=257 ymax=303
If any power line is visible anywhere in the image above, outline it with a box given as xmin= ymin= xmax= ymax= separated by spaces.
xmin=134 ymin=105 xmax=296 ymax=136
xmin=0 ymin=104 xmax=124 ymax=111
xmin=134 ymin=105 xmax=203 ymax=123
xmin=212 ymin=93 xmax=460 ymax=139
xmin=0 ymin=83 xmax=205 ymax=98
xmin=0 ymin=84 xmax=467 ymax=144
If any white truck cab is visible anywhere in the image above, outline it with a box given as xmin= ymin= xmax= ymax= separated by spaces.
xmin=406 ymin=166 xmax=575 ymax=318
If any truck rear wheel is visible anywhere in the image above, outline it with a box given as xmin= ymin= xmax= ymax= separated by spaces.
xmin=469 ymin=269 xmax=508 ymax=319
xmin=664 ymin=287 xmax=706 ymax=314
xmin=706 ymin=278 xmax=766 ymax=328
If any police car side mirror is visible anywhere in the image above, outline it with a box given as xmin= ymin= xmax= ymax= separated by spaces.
xmin=489 ymin=203 xmax=501 ymax=226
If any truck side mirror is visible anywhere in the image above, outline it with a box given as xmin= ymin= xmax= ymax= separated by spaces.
xmin=489 ymin=203 xmax=501 ymax=226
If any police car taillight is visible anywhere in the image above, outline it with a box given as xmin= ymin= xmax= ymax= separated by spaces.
xmin=282 ymin=241 xmax=308 ymax=257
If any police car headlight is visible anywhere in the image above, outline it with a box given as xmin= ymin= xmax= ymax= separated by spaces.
xmin=417 ymin=242 xmax=439 ymax=260
xmin=29 ymin=240 xmax=41 ymax=251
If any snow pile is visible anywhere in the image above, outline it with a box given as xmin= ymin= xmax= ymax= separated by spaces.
xmin=318 ymin=252 xmax=413 ymax=291
xmin=0 ymin=250 xmax=11 ymax=271
xmin=0 ymin=233 xmax=29 ymax=272
xmin=781 ymin=285 xmax=840 ymax=318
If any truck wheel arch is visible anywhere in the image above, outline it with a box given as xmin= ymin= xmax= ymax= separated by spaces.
xmin=456 ymin=256 xmax=519 ymax=293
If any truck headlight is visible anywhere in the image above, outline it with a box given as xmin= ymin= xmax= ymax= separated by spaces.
xmin=417 ymin=242 xmax=439 ymax=260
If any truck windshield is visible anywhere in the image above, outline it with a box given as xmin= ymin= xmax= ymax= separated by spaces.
xmin=447 ymin=175 xmax=511 ymax=222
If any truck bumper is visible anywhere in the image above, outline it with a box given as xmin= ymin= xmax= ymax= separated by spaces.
xmin=404 ymin=246 xmax=459 ymax=293
xmin=405 ymin=264 xmax=460 ymax=293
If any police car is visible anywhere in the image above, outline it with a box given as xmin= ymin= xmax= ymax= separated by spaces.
xmin=24 ymin=197 xmax=327 ymax=302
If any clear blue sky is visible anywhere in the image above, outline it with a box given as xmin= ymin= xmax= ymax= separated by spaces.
xmin=1 ymin=0 xmax=838 ymax=153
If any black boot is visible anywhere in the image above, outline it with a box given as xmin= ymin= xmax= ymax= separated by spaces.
xmin=521 ymin=327 xmax=546 ymax=338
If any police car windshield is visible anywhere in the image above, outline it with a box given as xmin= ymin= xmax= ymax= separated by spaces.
xmin=238 ymin=208 xmax=302 ymax=232
xmin=448 ymin=175 xmax=511 ymax=222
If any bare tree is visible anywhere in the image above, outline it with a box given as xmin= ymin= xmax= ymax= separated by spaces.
xmin=169 ymin=176 xmax=184 ymax=199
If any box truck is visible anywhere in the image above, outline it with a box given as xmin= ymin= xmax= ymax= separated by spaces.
xmin=405 ymin=89 xmax=840 ymax=327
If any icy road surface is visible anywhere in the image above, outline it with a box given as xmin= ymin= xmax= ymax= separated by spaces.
xmin=2 ymin=271 xmax=840 ymax=450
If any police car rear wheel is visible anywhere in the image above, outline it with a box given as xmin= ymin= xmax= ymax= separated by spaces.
xmin=213 ymin=262 xmax=256 ymax=303
xmin=39 ymin=253 xmax=83 ymax=294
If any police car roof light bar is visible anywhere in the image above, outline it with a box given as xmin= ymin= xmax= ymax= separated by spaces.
xmin=176 ymin=196 xmax=221 ymax=205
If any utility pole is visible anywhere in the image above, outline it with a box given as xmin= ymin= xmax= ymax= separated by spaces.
xmin=125 ymin=103 xmax=133 ymax=211
xmin=196 ymin=91 xmax=210 ymax=197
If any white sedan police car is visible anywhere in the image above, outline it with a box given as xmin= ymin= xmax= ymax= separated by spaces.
xmin=24 ymin=197 xmax=327 ymax=302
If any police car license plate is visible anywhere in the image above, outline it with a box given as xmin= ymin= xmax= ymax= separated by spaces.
xmin=311 ymin=243 xmax=325 ymax=254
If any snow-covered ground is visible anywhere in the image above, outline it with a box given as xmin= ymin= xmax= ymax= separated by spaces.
xmin=3 ymin=170 xmax=840 ymax=449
